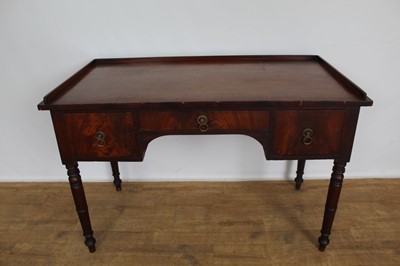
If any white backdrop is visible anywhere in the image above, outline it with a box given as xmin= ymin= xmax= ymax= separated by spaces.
xmin=0 ymin=0 xmax=398 ymax=182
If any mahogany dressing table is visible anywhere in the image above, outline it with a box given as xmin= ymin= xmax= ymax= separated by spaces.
xmin=38 ymin=55 xmax=373 ymax=253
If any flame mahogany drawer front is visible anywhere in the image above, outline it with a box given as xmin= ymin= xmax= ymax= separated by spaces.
xmin=272 ymin=110 xmax=346 ymax=156
xmin=139 ymin=111 xmax=270 ymax=132
xmin=52 ymin=112 xmax=136 ymax=159
xmin=38 ymin=55 xmax=373 ymax=253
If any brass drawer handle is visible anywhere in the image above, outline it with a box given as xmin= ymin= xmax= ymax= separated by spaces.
xmin=302 ymin=128 xmax=313 ymax=145
xmin=197 ymin=115 xmax=208 ymax=132
xmin=95 ymin=130 xmax=106 ymax=147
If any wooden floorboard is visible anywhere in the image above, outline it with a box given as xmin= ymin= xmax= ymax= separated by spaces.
xmin=0 ymin=179 xmax=399 ymax=265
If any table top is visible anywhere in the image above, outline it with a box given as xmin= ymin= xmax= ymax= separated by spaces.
xmin=38 ymin=55 xmax=373 ymax=111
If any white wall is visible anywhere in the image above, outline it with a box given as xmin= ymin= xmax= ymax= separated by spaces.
xmin=0 ymin=0 xmax=399 ymax=182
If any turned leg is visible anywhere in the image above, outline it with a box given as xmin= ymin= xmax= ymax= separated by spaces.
xmin=294 ymin=159 xmax=306 ymax=190
xmin=66 ymin=162 xmax=96 ymax=253
xmin=318 ymin=161 xmax=346 ymax=251
xmin=111 ymin=161 xmax=122 ymax=191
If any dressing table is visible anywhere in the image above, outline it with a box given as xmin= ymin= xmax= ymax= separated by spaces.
xmin=38 ymin=55 xmax=373 ymax=252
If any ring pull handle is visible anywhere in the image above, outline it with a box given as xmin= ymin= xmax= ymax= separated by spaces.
xmin=95 ymin=130 xmax=106 ymax=147
xmin=197 ymin=115 xmax=208 ymax=133
xmin=302 ymin=128 xmax=313 ymax=145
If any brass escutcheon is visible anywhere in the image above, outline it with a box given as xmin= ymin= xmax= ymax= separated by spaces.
xmin=95 ymin=130 xmax=106 ymax=147
xmin=95 ymin=130 xmax=105 ymax=140
xmin=197 ymin=115 xmax=208 ymax=125
xmin=302 ymin=128 xmax=313 ymax=145
xmin=197 ymin=115 xmax=208 ymax=132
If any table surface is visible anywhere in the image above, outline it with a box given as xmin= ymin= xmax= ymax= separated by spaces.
xmin=39 ymin=56 xmax=372 ymax=110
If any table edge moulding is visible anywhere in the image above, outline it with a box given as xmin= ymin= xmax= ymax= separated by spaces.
xmin=37 ymin=55 xmax=373 ymax=253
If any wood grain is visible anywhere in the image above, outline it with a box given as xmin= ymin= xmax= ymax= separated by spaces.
xmin=38 ymin=56 xmax=373 ymax=111
xmin=139 ymin=111 xmax=269 ymax=132
xmin=1 ymin=179 xmax=399 ymax=265
xmin=272 ymin=110 xmax=345 ymax=156
xmin=52 ymin=112 xmax=136 ymax=160
xmin=36 ymin=55 xmax=374 ymax=255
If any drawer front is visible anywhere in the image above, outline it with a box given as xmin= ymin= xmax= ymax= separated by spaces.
xmin=139 ymin=111 xmax=269 ymax=132
xmin=272 ymin=110 xmax=345 ymax=156
xmin=59 ymin=112 xmax=135 ymax=159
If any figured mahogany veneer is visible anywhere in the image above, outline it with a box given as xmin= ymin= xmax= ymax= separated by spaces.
xmin=51 ymin=112 xmax=136 ymax=160
xmin=38 ymin=55 xmax=372 ymax=253
xmin=139 ymin=111 xmax=269 ymax=132
xmin=272 ymin=110 xmax=345 ymax=156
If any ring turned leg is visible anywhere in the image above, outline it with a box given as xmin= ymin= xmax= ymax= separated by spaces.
xmin=294 ymin=160 xmax=306 ymax=190
xmin=66 ymin=162 xmax=96 ymax=253
xmin=111 ymin=161 xmax=122 ymax=191
xmin=318 ymin=161 xmax=346 ymax=251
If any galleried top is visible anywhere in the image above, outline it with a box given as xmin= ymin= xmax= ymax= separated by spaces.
xmin=38 ymin=55 xmax=373 ymax=111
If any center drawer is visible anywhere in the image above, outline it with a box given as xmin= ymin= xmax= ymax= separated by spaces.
xmin=139 ymin=111 xmax=269 ymax=133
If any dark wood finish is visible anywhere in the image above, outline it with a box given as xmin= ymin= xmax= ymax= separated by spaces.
xmin=139 ymin=111 xmax=269 ymax=132
xmin=337 ymin=107 xmax=361 ymax=162
xmin=37 ymin=55 xmax=372 ymax=253
xmin=272 ymin=110 xmax=345 ymax=157
xmin=110 ymin=161 xmax=122 ymax=191
xmin=66 ymin=162 xmax=96 ymax=252
xmin=51 ymin=112 xmax=138 ymax=162
xmin=318 ymin=161 xmax=347 ymax=251
xmin=38 ymin=55 xmax=372 ymax=112
xmin=295 ymin=160 xmax=306 ymax=190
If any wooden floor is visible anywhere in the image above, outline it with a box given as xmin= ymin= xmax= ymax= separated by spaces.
xmin=0 ymin=179 xmax=399 ymax=265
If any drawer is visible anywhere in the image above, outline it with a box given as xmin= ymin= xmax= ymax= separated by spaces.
xmin=272 ymin=110 xmax=345 ymax=156
xmin=139 ymin=111 xmax=269 ymax=132
xmin=56 ymin=112 xmax=135 ymax=159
